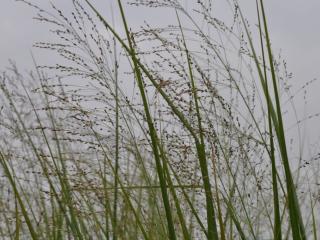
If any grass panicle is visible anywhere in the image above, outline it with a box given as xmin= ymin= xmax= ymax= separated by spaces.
xmin=0 ymin=0 xmax=319 ymax=239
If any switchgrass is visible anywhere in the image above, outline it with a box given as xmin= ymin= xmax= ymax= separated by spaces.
xmin=1 ymin=0 xmax=319 ymax=239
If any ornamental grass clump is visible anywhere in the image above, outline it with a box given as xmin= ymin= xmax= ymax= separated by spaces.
xmin=0 ymin=0 xmax=319 ymax=239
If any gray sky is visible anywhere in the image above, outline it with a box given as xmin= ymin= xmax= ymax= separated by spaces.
xmin=1 ymin=0 xmax=319 ymax=144
xmin=1 ymin=0 xmax=319 ymax=79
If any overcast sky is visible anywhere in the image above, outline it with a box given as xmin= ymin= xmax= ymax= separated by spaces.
xmin=1 ymin=0 xmax=320 ymax=145
xmin=1 ymin=0 xmax=320 ymax=78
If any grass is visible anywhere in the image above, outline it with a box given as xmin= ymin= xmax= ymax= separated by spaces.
xmin=0 ymin=0 xmax=319 ymax=239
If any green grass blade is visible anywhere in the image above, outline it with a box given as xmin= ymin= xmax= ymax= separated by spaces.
xmin=175 ymin=10 xmax=218 ymax=240
xmin=255 ymin=1 xmax=282 ymax=238
xmin=258 ymin=1 xmax=306 ymax=239
xmin=0 ymin=152 xmax=38 ymax=240
xmin=116 ymin=1 xmax=177 ymax=239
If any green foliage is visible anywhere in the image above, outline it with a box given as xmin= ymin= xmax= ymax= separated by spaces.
xmin=0 ymin=0 xmax=319 ymax=239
